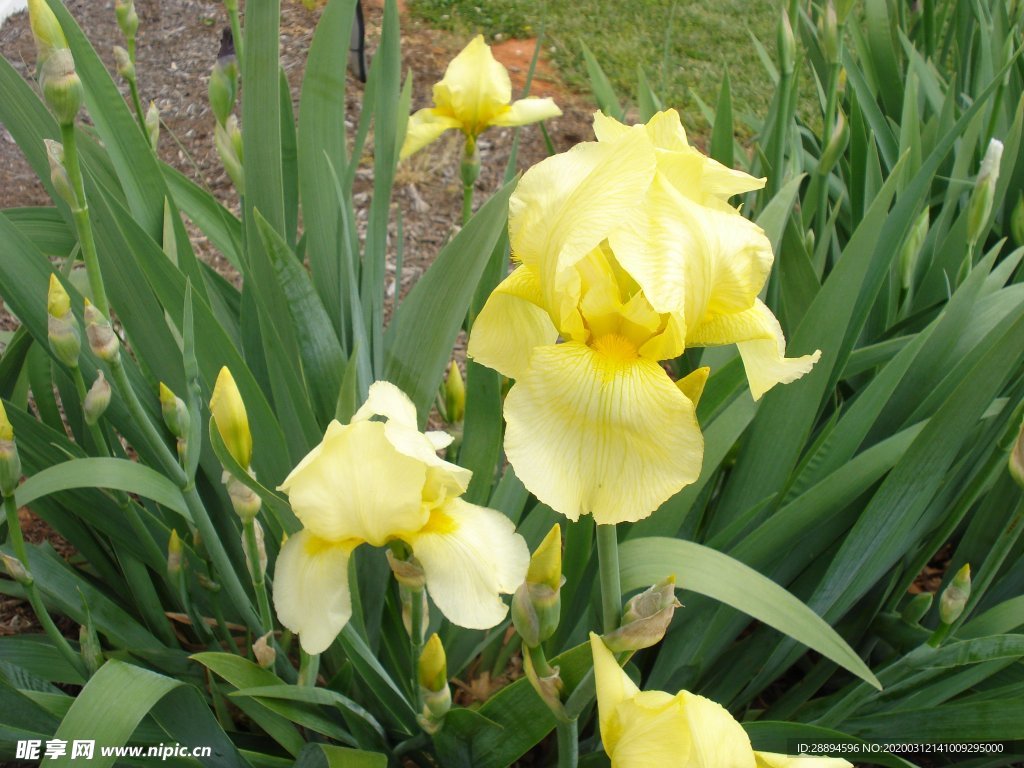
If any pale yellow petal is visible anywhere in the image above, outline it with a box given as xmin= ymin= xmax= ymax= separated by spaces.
xmin=687 ymin=299 xmax=821 ymax=400
xmin=637 ymin=311 xmax=686 ymax=362
xmin=352 ymin=380 xmax=418 ymax=426
xmin=643 ymin=108 xmax=691 ymax=151
xmin=279 ymin=420 xmax=428 ymax=546
xmin=272 ymin=530 xmax=354 ymax=655
xmin=610 ymin=691 xmax=694 ymax=767
xmin=676 ymin=691 xmax=757 ymax=767
xmin=676 ymin=366 xmax=710 ymax=407
xmin=509 ymin=130 xmax=656 ymax=298
xmin=592 ymin=110 xmax=630 ymax=142
xmin=400 ymin=108 xmax=462 ymax=159
xmin=408 ymin=497 xmax=529 ymax=629
xmin=590 ymin=632 xmax=640 ymax=756
xmin=467 ymin=264 xmax=558 ymax=379
xmin=755 ymin=752 xmax=853 ymax=768
xmin=504 ymin=342 xmax=703 ymax=524
xmin=490 ymin=96 xmax=562 ymax=127
xmin=434 ymin=35 xmax=512 ymax=133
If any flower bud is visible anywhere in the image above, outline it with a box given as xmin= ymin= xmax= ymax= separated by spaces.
xmin=777 ymin=10 xmax=795 ymax=77
xmin=209 ymin=51 xmax=238 ymax=127
xmin=159 ymin=383 xmax=190 ymax=439
xmin=0 ymin=403 xmax=22 ymax=497
xmin=939 ymin=564 xmax=971 ymax=625
xmin=167 ymin=529 xmax=183 ymax=577
xmin=47 ymin=275 xmax=81 ymax=368
xmin=242 ymin=519 xmax=267 ymax=579
xmin=417 ymin=633 xmax=451 ymax=729
xmin=819 ymin=0 xmax=840 ymax=64
xmin=113 ymin=45 xmax=134 ymax=81
xmin=900 ymin=208 xmax=929 ymax=291
xmin=602 ymin=576 xmax=681 ymax=652
xmin=1 ymin=553 xmax=31 ymax=585
xmin=210 ymin=366 xmax=252 ymax=469
xmin=40 ymin=48 xmax=84 ymax=127
xmin=253 ymin=632 xmax=276 ymax=669
xmin=114 ymin=0 xmax=138 ymax=41
xmin=386 ymin=549 xmax=426 ymax=590
xmin=223 ymin=470 xmax=261 ymax=522
xmin=197 ymin=573 xmax=220 ymax=592
xmin=83 ymin=299 xmax=120 ymax=363
xmin=1010 ymin=415 xmax=1024 ymax=489
xmin=83 ymin=371 xmax=111 ymax=425
xmin=900 ymin=591 xmax=933 ymax=625
xmin=818 ymin=109 xmax=848 ymax=175
xmin=967 ymin=138 xmax=1003 ymax=247
xmin=27 ymin=0 xmax=67 ymax=60
xmin=214 ymin=115 xmax=244 ymax=194
xmin=512 ymin=525 xmax=563 ymax=648
xmin=445 ymin=361 xmax=465 ymax=423
xmin=145 ymin=101 xmax=159 ymax=149
xmin=522 ymin=647 xmax=566 ymax=719
xmin=1011 ymin=194 xmax=1024 ymax=248
xmin=44 ymin=139 xmax=76 ymax=207
xmin=79 ymin=623 xmax=103 ymax=675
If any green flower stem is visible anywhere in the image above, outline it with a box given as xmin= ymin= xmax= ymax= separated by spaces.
xmin=556 ymin=717 xmax=579 ymax=768
xmin=59 ymin=124 xmax=111 ymax=318
xmin=596 ymin=524 xmax=621 ymax=633
xmin=461 ymin=181 xmax=473 ymax=225
xmin=299 ymin=649 xmax=320 ymax=687
xmin=814 ymin=57 xmax=844 ymax=252
xmin=243 ymin=517 xmax=272 ymax=633
xmin=3 ymin=493 xmax=88 ymax=678
xmin=226 ymin=4 xmax=243 ymax=67
xmin=409 ymin=586 xmax=425 ymax=707
xmin=127 ymin=75 xmax=147 ymax=135
xmin=105 ymin=357 xmax=262 ymax=635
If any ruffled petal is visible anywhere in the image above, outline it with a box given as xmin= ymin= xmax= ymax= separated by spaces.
xmin=590 ymin=633 xmax=641 ymax=756
xmin=399 ymin=108 xmax=462 ymax=160
xmin=687 ymin=299 xmax=821 ymax=401
xmin=279 ymin=420 xmax=428 ymax=546
xmin=755 ymin=753 xmax=853 ymax=768
xmin=272 ymin=530 xmax=355 ymax=654
xmin=352 ymin=380 xmax=418 ymax=427
xmin=490 ymin=96 xmax=562 ymax=127
xmin=504 ymin=342 xmax=703 ymax=524
xmin=509 ymin=130 xmax=656 ymax=299
xmin=434 ymin=35 xmax=512 ymax=133
xmin=676 ymin=691 xmax=757 ymax=767
xmin=408 ymin=497 xmax=529 ymax=629
xmin=467 ymin=264 xmax=558 ymax=379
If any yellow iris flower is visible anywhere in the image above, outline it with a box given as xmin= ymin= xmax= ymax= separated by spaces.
xmin=273 ymin=381 xmax=529 ymax=654
xmin=400 ymin=35 xmax=562 ymax=160
xmin=467 ymin=109 xmax=820 ymax=524
xmin=591 ymin=634 xmax=851 ymax=768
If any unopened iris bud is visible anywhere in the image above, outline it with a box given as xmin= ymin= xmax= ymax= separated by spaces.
xmin=159 ymin=383 xmax=190 ymax=439
xmin=210 ymin=366 xmax=252 ymax=469
xmin=214 ymin=115 xmax=244 ymax=194
xmin=83 ymin=371 xmax=111 ymax=425
xmin=967 ymin=138 xmax=1003 ymax=247
xmin=253 ymin=632 xmax=276 ymax=669
xmin=83 ymin=299 xmax=120 ymax=362
xmin=114 ymin=0 xmax=139 ymax=42
xmin=242 ymin=519 xmax=267 ymax=579
xmin=939 ymin=564 xmax=971 ymax=625
xmin=900 ymin=208 xmax=929 ymax=291
xmin=777 ymin=10 xmax=795 ymax=76
xmin=512 ymin=524 xmax=563 ymax=648
xmin=602 ymin=576 xmax=681 ymax=652
xmin=386 ymin=549 xmax=426 ymax=590
xmin=113 ymin=45 xmax=134 ymax=80
xmin=445 ymin=361 xmax=465 ymax=423
xmin=1011 ymin=194 xmax=1024 ymax=248
xmin=819 ymin=0 xmax=839 ymax=64
xmin=224 ymin=471 xmax=261 ymax=522
xmin=0 ymin=403 xmax=21 ymax=498
xmin=209 ymin=46 xmax=238 ymax=127
xmin=818 ymin=109 xmax=848 ymax=175
xmin=167 ymin=529 xmax=183 ymax=577
xmin=1010 ymin=415 xmax=1024 ymax=489
xmin=40 ymin=48 xmax=84 ymax=127
xmin=1 ymin=553 xmax=31 ymax=585
xmin=900 ymin=591 xmax=933 ymax=625
xmin=47 ymin=275 xmax=81 ymax=368
xmin=27 ymin=0 xmax=67 ymax=60
xmin=44 ymin=139 xmax=75 ymax=207
xmin=145 ymin=101 xmax=159 ymax=149
xmin=79 ymin=624 xmax=103 ymax=674
xmin=417 ymin=633 xmax=451 ymax=729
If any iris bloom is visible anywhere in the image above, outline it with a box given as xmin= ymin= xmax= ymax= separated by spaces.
xmin=400 ymin=35 xmax=561 ymax=160
xmin=468 ymin=110 xmax=819 ymax=524
xmin=273 ymin=382 xmax=529 ymax=654
xmin=591 ymin=634 xmax=851 ymax=768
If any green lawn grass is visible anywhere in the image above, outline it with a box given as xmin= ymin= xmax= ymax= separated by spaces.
xmin=408 ymin=0 xmax=786 ymax=135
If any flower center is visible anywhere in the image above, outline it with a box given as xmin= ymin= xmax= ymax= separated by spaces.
xmin=591 ymin=333 xmax=639 ymax=362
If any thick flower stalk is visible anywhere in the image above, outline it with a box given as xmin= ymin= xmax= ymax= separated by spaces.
xmin=590 ymin=634 xmax=850 ymax=768
xmin=468 ymin=109 xmax=820 ymax=524
xmin=399 ymin=35 xmax=561 ymax=160
xmin=273 ymin=381 xmax=530 ymax=654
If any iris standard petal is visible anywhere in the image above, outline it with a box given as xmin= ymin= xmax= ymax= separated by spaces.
xmin=408 ymin=497 xmax=529 ymax=629
xmin=468 ymin=264 xmax=558 ymax=379
xmin=491 ymin=96 xmax=562 ymax=127
xmin=272 ymin=530 xmax=355 ymax=654
xmin=687 ymin=299 xmax=821 ymax=401
xmin=400 ymin=108 xmax=462 ymax=159
xmin=754 ymin=753 xmax=853 ymax=768
xmin=504 ymin=342 xmax=703 ymax=523
xmin=591 ymin=633 xmax=640 ymax=755
xmin=352 ymin=380 xmax=418 ymax=427
xmin=279 ymin=420 xmax=428 ymax=546
xmin=435 ymin=34 xmax=512 ymax=133
xmin=675 ymin=691 xmax=757 ymax=768
xmin=610 ymin=691 xmax=693 ymax=767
